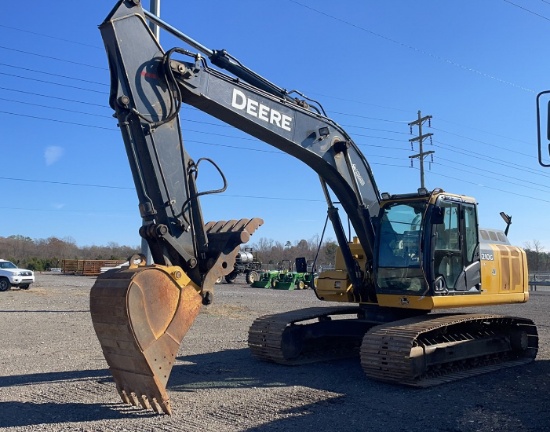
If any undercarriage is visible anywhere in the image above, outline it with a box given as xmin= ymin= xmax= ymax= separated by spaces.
xmin=248 ymin=307 xmax=539 ymax=386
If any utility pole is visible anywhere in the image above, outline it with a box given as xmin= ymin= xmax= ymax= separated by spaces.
xmin=141 ymin=0 xmax=161 ymax=265
xmin=149 ymin=0 xmax=160 ymax=41
xmin=408 ymin=110 xmax=434 ymax=189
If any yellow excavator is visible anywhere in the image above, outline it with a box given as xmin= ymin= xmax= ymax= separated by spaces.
xmin=91 ymin=0 xmax=538 ymax=415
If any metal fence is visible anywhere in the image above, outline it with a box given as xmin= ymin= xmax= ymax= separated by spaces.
xmin=529 ymin=273 xmax=550 ymax=291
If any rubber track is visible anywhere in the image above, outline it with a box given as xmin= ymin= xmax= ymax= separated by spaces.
xmin=248 ymin=306 xmax=363 ymax=365
xmin=360 ymin=313 xmax=539 ymax=387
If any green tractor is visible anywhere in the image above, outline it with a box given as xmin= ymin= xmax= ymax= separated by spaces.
xmin=301 ymin=258 xmax=318 ymax=289
xmin=251 ymin=258 xmax=318 ymax=290
xmin=251 ymin=270 xmax=281 ymax=288
xmin=272 ymin=258 xmax=316 ymax=290
xmin=250 ymin=259 xmax=292 ymax=288
xmin=272 ymin=271 xmax=302 ymax=290
xmin=302 ymin=271 xmax=318 ymax=289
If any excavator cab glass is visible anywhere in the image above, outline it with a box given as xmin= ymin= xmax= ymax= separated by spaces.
xmin=376 ymin=201 xmax=426 ymax=294
xmin=430 ymin=198 xmax=481 ymax=293
xmin=375 ymin=195 xmax=481 ymax=296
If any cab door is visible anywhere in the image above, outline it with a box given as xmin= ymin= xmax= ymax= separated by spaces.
xmin=432 ymin=200 xmax=480 ymax=292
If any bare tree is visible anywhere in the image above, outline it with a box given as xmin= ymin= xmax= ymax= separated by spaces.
xmin=524 ymin=239 xmax=545 ymax=272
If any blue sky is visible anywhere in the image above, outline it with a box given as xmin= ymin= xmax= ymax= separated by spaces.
xmin=2 ymin=0 xmax=550 ymax=251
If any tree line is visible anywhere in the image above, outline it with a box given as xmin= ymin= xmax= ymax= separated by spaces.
xmin=0 ymin=234 xmax=338 ymax=272
xmin=0 ymin=235 xmax=139 ymax=271
xmin=249 ymin=237 xmax=338 ymax=271
xmin=3 ymin=233 xmax=546 ymax=275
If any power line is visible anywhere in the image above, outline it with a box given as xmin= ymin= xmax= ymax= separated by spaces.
xmin=287 ymin=0 xmax=535 ymax=93
xmin=433 ymin=139 xmax=550 ymax=180
xmin=0 ymin=27 xmax=546 ymax=205
xmin=0 ymin=86 xmax=105 ymax=108
xmin=428 ymin=167 xmax=550 ymax=204
xmin=0 ymin=191 xmax=327 ymax=214
xmin=0 ymin=52 xmax=532 ymax=154
xmin=332 ymin=110 xmax=408 ymax=124
xmin=503 ymin=0 xmax=550 ymax=21
xmin=0 ymin=96 xmax=110 ymax=118
xmin=0 ymin=176 xmax=133 ymax=190
xmin=341 ymin=124 xmax=409 ymax=135
xmin=434 ymin=157 xmax=550 ymax=192
xmin=2 ymin=81 xmax=546 ymax=190
xmin=0 ymin=85 xmax=409 ymax=138
xmin=4 ymin=159 xmax=550 ymax=208
xmin=0 ymin=10 xmax=538 ymax=149
xmin=436 ymin=117 xmax=532 ymax=146
xmin=2 ymin=138 xmax=550 ymax=206
xmin=0 ymin=71 xmax=106 ymax=94
xmin=305 ymin=90 xmax=411 ymax=114
xmin=0 ymin=24 xmax=102 ymax=50
xmin=431 ymin=126 xmax=534 ymax=159
xmin=0 ymin=45 xmax=108 ymax=70
xmin=0 ymin=110 xmax=114 ymax=130
xmin=4 ymin=99 xmax=549 ymax=193
xmin=0 ymin=62 xmax=108 ymax=87
xmin=3 ymin=137 xmax=549 ymax=201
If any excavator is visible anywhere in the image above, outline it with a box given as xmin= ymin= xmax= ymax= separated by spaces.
xmin=91 ymin=0 xmax=539 ymax=415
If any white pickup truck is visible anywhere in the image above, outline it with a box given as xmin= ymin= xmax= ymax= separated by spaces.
xmin=0 ymin=259 xmax=35 ymax=291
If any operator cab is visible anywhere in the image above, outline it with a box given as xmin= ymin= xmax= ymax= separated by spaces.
xmin=375 ymin=189 xmax=481 ymax=297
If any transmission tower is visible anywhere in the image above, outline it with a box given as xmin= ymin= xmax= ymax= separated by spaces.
xmin=408 ymin=110 xmax=434 ymax=189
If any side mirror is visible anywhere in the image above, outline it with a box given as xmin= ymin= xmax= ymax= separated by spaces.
xmin=500 ymin=211 xmax=512 ymax=236
xmin=536 ymin=90 xmax=550 ymax=167
xmin=431 ymin=206 xmax=444 ymax=225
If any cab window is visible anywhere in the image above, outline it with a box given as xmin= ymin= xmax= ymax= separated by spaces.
xmin=378 ymin=203 xmax=423 ymax=267
xmin=376 ymin=202 xmax=426 ymax=294
xmin=433 ymin=201 xmax=478 ymax=289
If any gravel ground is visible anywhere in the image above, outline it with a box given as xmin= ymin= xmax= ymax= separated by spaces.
xmin=1 ymin=273 xmax=549 ymax=432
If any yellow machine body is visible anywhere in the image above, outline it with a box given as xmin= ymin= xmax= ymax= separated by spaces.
xmin=316 ymin=190 xmax=529 ymax=311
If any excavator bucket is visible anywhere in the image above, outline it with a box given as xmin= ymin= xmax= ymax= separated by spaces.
xmin=90 ymin=263 xmax=202 ymax=415
xmin=90 ymin=218 xmax=263 ymax=414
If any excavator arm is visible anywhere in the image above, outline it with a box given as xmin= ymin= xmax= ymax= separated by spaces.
xmin=92 ymin=0 xmax=381 ymax=414
xmin=100 ymin=3 xmax=264 ymax=297
xmin=101 ymin=0 xmax=381 ymax=280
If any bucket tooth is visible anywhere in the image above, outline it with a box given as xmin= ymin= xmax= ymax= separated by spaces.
xmin=118 ymin=387 xmax=131 ymax=405
xmin=161 ymin=399 xmax=172 ymax=415
xmin=139 ymin=395 xmax=151 ymax=410
xmin=130 ymin=393 xmax=139 ymax=407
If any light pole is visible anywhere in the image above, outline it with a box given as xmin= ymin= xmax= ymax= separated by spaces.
xmin=141 ymin=0 xmax=161 ymax=264
xmin=149 ymin=0 xmax=160 ymax=41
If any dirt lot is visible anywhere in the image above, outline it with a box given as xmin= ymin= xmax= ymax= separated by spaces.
xmin=1 ymin=273 xmax=549 ymax=432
